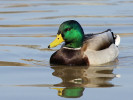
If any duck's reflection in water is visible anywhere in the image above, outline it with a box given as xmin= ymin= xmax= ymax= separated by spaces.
xmin=51 ymin=65 xmax=118 ymax=98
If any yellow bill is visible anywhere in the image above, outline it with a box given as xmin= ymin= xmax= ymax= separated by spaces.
xmin=51 ymin=88 xmax=64 ymax=96
xmin=48 ymin=34 xmax=64 ymax=48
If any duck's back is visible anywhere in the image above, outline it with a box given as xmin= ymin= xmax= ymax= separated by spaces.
xmin=84 ymin=29 xmax=116 ymax=50
xmin=83 ymin=29 xmax=120 ymax=65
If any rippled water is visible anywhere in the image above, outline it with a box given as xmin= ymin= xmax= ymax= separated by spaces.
xmin=0 ymin=0 xmax=133 ymax=100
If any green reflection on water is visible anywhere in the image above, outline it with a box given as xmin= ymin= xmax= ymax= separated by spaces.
xmin=51 ymin=65 xmax=118 ymax=98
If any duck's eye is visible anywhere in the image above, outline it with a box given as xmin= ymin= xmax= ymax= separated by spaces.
xmin=65 ymin=28 xmax=71 ymax=32
xmin=67 ymin=28 xmax=71 ymax=31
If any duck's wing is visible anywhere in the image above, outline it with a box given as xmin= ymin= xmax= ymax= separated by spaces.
xmin=84 ymin=44 xmax=119 ymax=65
xmin=82 ymin=29 xmax=120 ymax=65
xmin=83 ymin=29 xmax=120 ymax=50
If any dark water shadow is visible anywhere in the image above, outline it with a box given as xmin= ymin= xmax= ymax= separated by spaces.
xmin=14 ymin=64 xmax=119 ymax=98
xmin=50 ymin=65 xmax=119 ymax=98
xmin=51 ymin=65 xmax=117 ymax=88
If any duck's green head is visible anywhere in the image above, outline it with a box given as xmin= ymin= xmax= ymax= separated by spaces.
xmin=48 ymin=20 xmax=84 ymax=48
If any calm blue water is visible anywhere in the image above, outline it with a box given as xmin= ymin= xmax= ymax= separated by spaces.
xmin=0 ymin=0 xmax=133 ymax=100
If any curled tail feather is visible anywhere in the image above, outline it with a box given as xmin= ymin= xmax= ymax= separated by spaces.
xmin=110 ymin=29 xmax=120 ymax=47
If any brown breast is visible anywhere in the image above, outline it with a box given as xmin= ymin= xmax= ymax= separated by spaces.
xmin=50 ymin=48 xmax=89 ymax=66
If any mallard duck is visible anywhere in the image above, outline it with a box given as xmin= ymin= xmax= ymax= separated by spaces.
xmin=48 ymin=20 xmax=120 ymax=66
